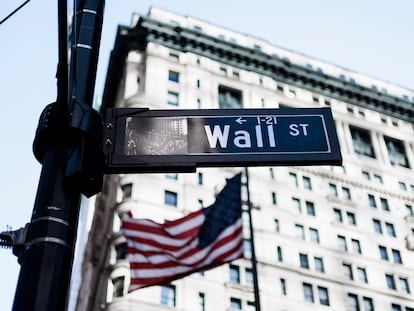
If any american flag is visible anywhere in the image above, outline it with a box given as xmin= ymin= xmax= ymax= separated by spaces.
xmin=122 ymin=173 xmax=243 ymax=291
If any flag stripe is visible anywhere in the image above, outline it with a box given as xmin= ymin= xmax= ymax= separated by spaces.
xmin=130 ymin=234 xmax=243 ymax=278
xmin=128 ymin=220 xmax=243 ymax=268
xmin=123 ymin=209 xmax=204 ymax=238
xmin=129 ymin=239 xmax=243 ymax=288
xmin=126 ymin=218 xmax=242 ymax=261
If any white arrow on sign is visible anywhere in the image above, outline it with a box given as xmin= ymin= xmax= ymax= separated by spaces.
xmin=236 ymin=117 xmax=247 ymax=125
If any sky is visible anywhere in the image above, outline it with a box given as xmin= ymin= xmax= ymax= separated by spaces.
xmin=0 ymin=0 xmax=413 ymax=310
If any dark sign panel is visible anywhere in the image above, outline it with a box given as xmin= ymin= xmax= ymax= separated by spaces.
xmin=104 ymin=108 xmax=342 ymax=173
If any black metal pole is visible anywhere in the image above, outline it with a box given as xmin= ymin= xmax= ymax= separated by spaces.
xmin=12 ymin=146 xmax=81 ymax=310
xmin=12 ymin=1 xmax=78 ymax=310
xmin=12 ymin=0 xmax=105 ymax=310
xmin=243 ymin=167 xmax=261 ymax=311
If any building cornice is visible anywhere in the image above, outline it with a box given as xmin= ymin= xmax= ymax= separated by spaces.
xmin=103 ymin=15 xmax=414 ymax=124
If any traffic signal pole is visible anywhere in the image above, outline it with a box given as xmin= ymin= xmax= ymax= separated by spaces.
xmin=12 ymin=1 xmax=105 ymax=310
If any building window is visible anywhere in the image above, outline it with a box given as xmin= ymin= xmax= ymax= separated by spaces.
xmin=219 ymin=67 xmax=226 ymax=75
xmin=317 ymin=286 xmax=330 ymax=306
xmin=303 ymin=283 xmax=314 ymax=302
xmin=112 ymin=276 xmax=124 ymax=298
xmin=333 ymin=208 xmax=343 ymax=222
xmin=197 ymin=172 xmax=203 ymax=185
xmin=276 ymin=246 xmax=283 ymax=262
xmin=193 ymin=25 xmax=202 ymax=32
xmin=115 ymin=242 xmax=128 ymax=260
xmin=362 ymin=297 xmax=374 ymax=311
xmin=292 ymin=197 xmax=301 ymax=213
xmin=338 ymin=235 xmax=347 ymax=251
xmin=253 ymin=44 xmax=262 ymax=51
xmin=232 ymin=71 xmax=240 ymax=79
xmin=271 ymin=192 xmax=277 ymax=205
xmin=347 ymin=212 xmax=356 ymax=225
xmin=287 ymin=89 xmax=296 ymax=98
xmin=121 ymin=183 xmax=132 ymax=200
xmin=167 ymin=91 xmax=179 ymax=106
xmin=385 ymin=223 xmax=396 ymax=237
xmin=379 ymin=246 xmax=388 ymax=260
xmin=196 ymin=79 xmax=201 ymax=88
xmin=218 ymin=85 xmax=242 ymax=108
xmin=230 ymin=297 xmax=242 ymax=310
xmin=306 ymin=201 xmax=316 ymax=216
xmin=373 ymin=219 xmax=382 ymax=234
xmin=347 ymin=293 xmax=359 ymax=311
xmin=165 ymin=173 xmax=178 ymax=180
xmin=299 ymin=253 xmax=309 ymax=269
xmin=355 ymin=267 xmax=367 ymax=284
xmin=314 ymin=257 xmax=324 ymax=273
xmin=352 ymin=239 xmax=362 ymax=254
xmin=198 ymin=292 xmax=205 ymax=311
xmin=399 ymin=277 xmax=410 ymax=294
xmin=399 ymin=181 xmax=407 ymax=191
xmin=269 ymin=167 xmax=275 ymax=179
xmin=164 ymin=190 xmax=178 ymax=206
xmin=342 ymin=187 xmax=351 ymax=200
xmin=309 ymin=228 xmax=320 ymax=243
xmin=385 ymin=274 xmax=396 ymax=290
xmin=169 ymin=19 xmax=180 ymax=26
xmin=385 ymin=136 xmax=410 ymax=168
xmin=169 ymin=52 xmax=179 ymax=61
xmin=392 ymin=249 xmax=402 ymax=264
xmin=197 ymin=98 xmax=201 ymax=108
xmin=329 ymin=183 xmax=338 ymax=197
xmin=295 ymin=224 xmax=305 ymax=240
xmin=406 ymin=204 xmax=414 ymax=216
xmin=274 ymin=219 xmax=280 ymax=233
xmin=368 ymin=194 xmax=376 ymax=208
xmin=289 ymin=172 xmax=298 ymax=187
xmin=303 ymin=176 xmax=312 ymax=190
xmin=245 ymin=268 xmax=253 ymax=288
xmin=391 ymin=304 xmax=402 ymax=311
xmin=229 ymin=265 xmax=240 ymax=284
xmin=280 ymin=278 xmax=287 ymax=295
xmin=350 ymin=126 xmax=376 ymax=158
xmin=275 ymin=84 xmax=283 ymax=92
xmin=168 ymin=70 xmax=179 ymax=83
xmin=380 ymin=198 xmax=390 ymax=211
xmin=161 ymin=285 xmax=176 ymax=307
xmin=343 ymin=263 xmax=353 ymax=280
xmin=246 ymin=301 xmax=255 ymax=311
xmin=374 ymin=174 xmax=383 ymax=183
xmin=362 ymin=171 xmax=370 ymax=180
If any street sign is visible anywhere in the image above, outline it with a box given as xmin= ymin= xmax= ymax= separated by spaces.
xmin=103 ymin=107 xmax=342 ymax=173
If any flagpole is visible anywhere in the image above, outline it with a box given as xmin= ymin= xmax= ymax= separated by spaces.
xmin=243 ymin=167 xmax=261 ymax=311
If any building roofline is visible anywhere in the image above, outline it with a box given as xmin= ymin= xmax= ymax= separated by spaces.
xmin=102 ymin=14 xmax=414 ymax=123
